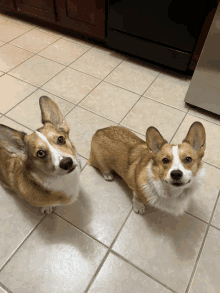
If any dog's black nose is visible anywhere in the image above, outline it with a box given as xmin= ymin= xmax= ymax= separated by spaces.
xmin=59 ymin=157 xmax=74 ymax=170
xmin=171 ymin=170 xmax=183 ymax=180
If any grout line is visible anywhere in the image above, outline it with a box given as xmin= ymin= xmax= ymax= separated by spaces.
xmin=64 ymin=58 xmax=125 ymax=119
xmin=210 ymin=224 xmax=220 ymax=232
xmin=168 ymin=109 xmax=189 ymax=143
xmin=201 ymin=160 xmax=220 ymax=170
xmin=185 ymin=211 xmax=209 ymax=225
xmin=0 ymin=282 xmax=13 ymax=293
xmin=110 ymin=250 xmax=177 ymax=293
xmin=53 ymin=213 xmax=109 ymax=249
xmin=0 ymin=215 xmax=46 ymax=274
xmin=1 ymin=115 xmax=34 ymax=132
xmin=117 ymin=72 xmax=161 ymax=125
xmin=109 ymin=208 xmax=133 ymax=249
xmin=185 ymin=190 xmax=220 ymax=293
xmin=84 ymin=250 xmax=111 ymax=293
xmin=187 ymin=110 xmax=220 ymax=127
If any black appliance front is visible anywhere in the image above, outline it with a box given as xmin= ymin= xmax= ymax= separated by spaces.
xmin=108 ymin=0 xmax=209 ymax=71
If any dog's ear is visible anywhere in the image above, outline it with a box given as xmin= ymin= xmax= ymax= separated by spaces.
xmin=146 ymin=126 xmax=167 ymax=154
xmin=0 ymin=124 xmax=27 ymax=155
xmin=39 ymin=96 xmax=69 ymax=134
xmin=183 ymin=122 xmax=206 ymax=158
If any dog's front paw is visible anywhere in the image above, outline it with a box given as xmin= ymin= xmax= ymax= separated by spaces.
xmin=102 ymin=170 xmax=114 ymax=182
xmin=132 ymin=197 xmax=145 ymax=214
xmin=41 ymin=206 xmax=55 ymax=214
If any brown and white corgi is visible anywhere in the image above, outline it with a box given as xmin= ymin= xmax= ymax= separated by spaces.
xmin=88 ymin=123 xmax=206 ymax=216
xmin=0 ymin=96 xmax=81 ymax=214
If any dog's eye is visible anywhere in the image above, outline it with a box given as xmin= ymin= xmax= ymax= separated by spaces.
xmin=37 ymin=150 xmax=47 ymax=158
xmin=162 ymin=158 xmax=170 ymax=164
xmin=185 ymin=157 xmax=192 ymax=162
xmin=57 ymin=136 xmax=65 ymax=145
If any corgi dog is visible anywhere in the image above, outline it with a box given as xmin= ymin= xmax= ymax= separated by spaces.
xmin=0 ymin=96 xmax=81 ymax=214
xmin=88 ymin=122 xmax=206 ymax=216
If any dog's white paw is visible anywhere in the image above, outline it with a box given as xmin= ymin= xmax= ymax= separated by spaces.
xmin=41 ymin=206 xmax=55 ymax=214
xmin=132 ymin=197 xmax=145 ymax=214
xmin=102 ymin=170 xmax=114 ymax=182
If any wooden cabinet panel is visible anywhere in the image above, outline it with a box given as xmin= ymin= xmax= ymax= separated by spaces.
xmin=56 ymin=0 xmax=105 ymax=39
xmin=0 ymin=0 xmax=15 ymax=9
xmin=16 ymin=0 xmax=56 ymax=21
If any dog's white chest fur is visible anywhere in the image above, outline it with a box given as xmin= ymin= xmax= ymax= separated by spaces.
xmin=142 ymin=162 xmax=205 ymax=216
xmin=35 ymin=165 xmax=80 ymax=205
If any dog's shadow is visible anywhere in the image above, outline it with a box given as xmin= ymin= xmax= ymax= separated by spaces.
xmin=141 ymin=204 xmax=206 ymax=262
xmin=1 ymin=183 xmax=97 ymax=258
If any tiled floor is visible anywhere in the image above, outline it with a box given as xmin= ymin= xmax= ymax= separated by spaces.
xmin=0 ymin=13 xmax=220 ymax=293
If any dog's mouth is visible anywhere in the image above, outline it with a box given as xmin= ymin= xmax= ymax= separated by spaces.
xmin=166 ymin=179 xmax=191 ymax=187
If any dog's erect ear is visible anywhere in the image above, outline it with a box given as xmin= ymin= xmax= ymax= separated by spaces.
xmin=146 ymin=126 xmax=167 ymax=154
xmin=183 ymin=122 xmax=206 ymax=156
xmin=39 ymin=96 xmax=69 ymax=133
xmin=0 ymin=124 xmax=27 ymax=155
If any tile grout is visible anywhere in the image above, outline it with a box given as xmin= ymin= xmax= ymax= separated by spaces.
xmin=185 ymin=190 xmax=220 ymax=293
xmin=117 ymin=71 xmax=161 ymax=125
xmin=0 ymin=282 xmax=13 ymax=293
xmin=84 ymin=250 xmax=111 ymax=293
xmin=0 ymin=215 xmax=46 ymax=274
xmin=110 ymin=250 xmax=177 ymax=293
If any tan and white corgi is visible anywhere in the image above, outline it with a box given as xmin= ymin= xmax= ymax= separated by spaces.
xmin=0 ymin=96 xmax=81 ymax=214
xmin=88 ymin=123 xmax=206 ymax=216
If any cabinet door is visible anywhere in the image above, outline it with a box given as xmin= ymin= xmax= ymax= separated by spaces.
xmin=16 ymin=0 xmax=56 ymax=21
xmin=56 ymin=0 xmax=105 ymax=39
xmin=0 ymin=0 xmax=15 ymax=9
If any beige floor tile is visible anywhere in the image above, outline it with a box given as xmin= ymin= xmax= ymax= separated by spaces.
xmin=70 ymin=49 xmax=123 ymax=79
xmin=113 ymin=210 xmax=207 ymax=293
xmin=79 ymin=81 xmax=140 ymax=123
xmin=0 ymin=14 xmax=8 ymax=25
xmin=9 ymin=55 xmax=65 ymax=87
xmin=212 ymin=198 xmax=220 ymax=230
xmin=78 ymin=155 xmax=87 ymax=170
xmin=33 ymin=25 xmax=63 ymax=37
xmin=186 ymin=162 xmax=220 ymax=223
xmin=144 ymin=71 xmax=190 ymax=112
xmin=0 ymin=40 xmax=5 ymax=46
xmin=189 ymin=227 xmax=220 ymax=293
xmin=0 ymin=44 xmax=33 ymax=72
xmin=56 ymin=165 xmax=132 ymax=246
xmin=42 ymin=67 xmax=100 ymax=104
xmin=120 ymin=97 xmax=185 ymax=141
xmin=171 ymin=114 xmax=220 ymax=168
xmin=10 ymin=29 xmax=60 ymax=53
xmin=88 ymin=253 xmax=171 ymax=293
xmin=0 ymin=21 xmax=32 ymax=42
xmin=39 ymin=38 xmax=89 ymax=65
xmin=0 ymin=184 xmax=43 ymax=269
xmin=6 ymin=89 xmax=75 ymax=131
xmin=188 ymin=106 xmax=220 ymax=125
xmin=0 ymin=75 xmax=36 ymax=113
xmin=0 ymin=71 xmax=4 ymax=77
xmin=0 ymin=214 xmax=108 ymax=293
xmin=0 ymin=116 xmax=32 ymax=135
xmin=62 ymin=35 xmax=93 ymax=48
xmin=65 ymin=106 xmax=116 ymax=158
xmin=105 ymin=59 xmax=160 ymax=95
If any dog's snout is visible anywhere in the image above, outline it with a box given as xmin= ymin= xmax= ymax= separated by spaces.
xmin=59 ymin=157 xmax=73 ymax=170
xmin=171 ymin=170 xmax=183 ymax=180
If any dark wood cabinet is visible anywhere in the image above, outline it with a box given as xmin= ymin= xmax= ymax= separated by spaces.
xmin=15 ymin=0 xmax=56 ymax=21
xmin=56 ymin=0 xmax=105 ymax=39
xmin=0 ymin=0 xmax=15 ymax=9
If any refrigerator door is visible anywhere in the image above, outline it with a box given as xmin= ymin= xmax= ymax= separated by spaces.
xmin=185 ymin=3 xmax=220 ymax=115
